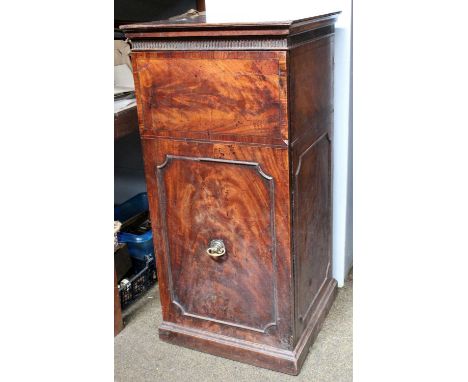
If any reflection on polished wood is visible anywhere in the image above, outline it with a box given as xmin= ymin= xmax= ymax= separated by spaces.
xmin=122 ymin=12 xmax=339 ymax=375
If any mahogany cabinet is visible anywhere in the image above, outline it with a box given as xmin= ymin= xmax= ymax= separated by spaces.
xmin=121 ymin=12 xmax=339 ymax=375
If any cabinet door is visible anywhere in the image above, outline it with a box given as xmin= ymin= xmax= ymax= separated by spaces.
xmin=143 ymin=140 xmax=292 ymax=347
xmin=159 ymin=154 xmax=276 ymax=332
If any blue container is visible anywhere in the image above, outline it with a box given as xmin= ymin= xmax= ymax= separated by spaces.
xmin=114 ymin=193 xmax=154 ymax=261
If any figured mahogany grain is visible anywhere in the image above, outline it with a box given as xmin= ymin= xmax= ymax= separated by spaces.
xmin=293 ymin=134 xmax=332 ymax=333
xmin=133 ymin=51 xmax=288 ymax=145
xmin=160 ymin=157 xmax=276 ymax=332
xmin=141 ymin=139 xmax=293 ymax=349
xmin=289 ymin=36 xmax=334 ymax=145
xmin=289 ymin=35 xmax=335 ymax=343
xmin=125 ymin=14 xmax=338 ymax=375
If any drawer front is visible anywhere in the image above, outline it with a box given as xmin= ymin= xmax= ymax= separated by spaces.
xmin=143 ymin=139 xmax=292 ymax=347
xmin=132 ymin=51 xmax=288 ymax=146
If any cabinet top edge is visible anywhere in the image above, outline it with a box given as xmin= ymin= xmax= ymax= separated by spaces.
xmin=120 ymin=12 xmax=340 ymax=38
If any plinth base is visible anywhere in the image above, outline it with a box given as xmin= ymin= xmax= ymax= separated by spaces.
xmin=159 ymin=278 xmax=337 ymax=375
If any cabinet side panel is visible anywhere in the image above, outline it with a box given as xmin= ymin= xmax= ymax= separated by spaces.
xmin=290 ymin=35 xmax=335 ymax=343
xmin=289 ymin=35 xmax=334 ymax=145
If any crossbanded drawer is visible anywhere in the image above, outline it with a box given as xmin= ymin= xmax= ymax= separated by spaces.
xmin=132 ymin=51 xmax=288 ymax=146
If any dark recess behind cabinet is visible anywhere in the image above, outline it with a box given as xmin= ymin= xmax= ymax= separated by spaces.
xmin=115 ymin=0 xmax=197 ymax=25
xmin=114 ymin=132 xmax=147 ymax=205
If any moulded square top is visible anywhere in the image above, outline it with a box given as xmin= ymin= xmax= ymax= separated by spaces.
xmin=120 ymin=12 xmax=340 ymax=40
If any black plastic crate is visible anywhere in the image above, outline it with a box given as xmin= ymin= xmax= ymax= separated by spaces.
xmin=119 ymin=256 xmax=157 ymax=310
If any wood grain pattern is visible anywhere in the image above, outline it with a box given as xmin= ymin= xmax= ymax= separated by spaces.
xmin=289 ymin=35 xmax=335 ymax=344
xmin=293 ymin=133 xmax=332 ymax=334
xmin=133 ymin=51 xmax=288 ymax=146
xmin=126 ymin=15 xmax=338 ymax=375
xmin=157 ymin=155 xmax=278 ymax=333
xmin=141 ymin=138 xmax=293 ymax=349
xmin=289 ymin=36 xmax=334 ymax=145
xmin=158 ymin=277 xmax=337 ymax=375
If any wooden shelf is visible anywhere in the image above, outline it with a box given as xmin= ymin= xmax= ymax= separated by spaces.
xmin=114 ymin=105 xmax=138 ymax=140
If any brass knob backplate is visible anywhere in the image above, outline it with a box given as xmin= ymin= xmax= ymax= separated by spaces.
xmin=206 ymin=239 xmax=226 ymax=258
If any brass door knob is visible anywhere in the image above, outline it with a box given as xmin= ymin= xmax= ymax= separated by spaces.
xmin=206 ymin=239 xmax=226 ymax=258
